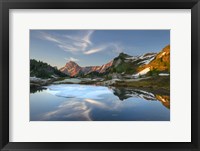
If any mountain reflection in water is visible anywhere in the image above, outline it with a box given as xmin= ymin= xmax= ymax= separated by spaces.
xmin=112 ymin=87 xmax=170 ymax=109
xmin=30 ymin=84 xmax=170 ymax=121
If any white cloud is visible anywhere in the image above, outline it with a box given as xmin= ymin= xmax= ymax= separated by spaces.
xmin=40 ymin=31 xmax=94 ymax=53
xmin=84 ymin=43 xmax=124 ymax=55
xmin=58 ymin=44 xmax=79 ymax=52
xmin=82 ymin=30 xmax=94 ymax=45
xmin=64 ymin=30 xmax=94 ymax=51
xmin=40 ymin=30 xmax=96 ymax=54
xmin=64 ymin=57 xmax=79 ymax=62
xmin=40 ymin=32 xmax=63 ymax=44
xmin=84 ymin=47 xmax=105 ymax=55
xmin=39 ymin=30 xmax=125 ymax=55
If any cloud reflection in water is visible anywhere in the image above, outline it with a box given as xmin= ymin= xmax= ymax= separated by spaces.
xmin=32 ymin=84 xmax=170 ymax=121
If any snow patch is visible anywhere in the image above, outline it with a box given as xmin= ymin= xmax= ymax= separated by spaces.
xmin=137 ymin=56 xmax=155 ymax=65
xmin=126 ymin=54 xmax=155 ymax=65
xmin=159 ymin=52 xmax=166 ymax=58
xmin=126 ymin=56 xmax=138 ymax=60
xmin=139 ymin=67 xmax=150 ymax=75
xmin=159 ymin=73 xmax=170 ymax=76
xmin=132 ymin=67 xmax=150 ymax=78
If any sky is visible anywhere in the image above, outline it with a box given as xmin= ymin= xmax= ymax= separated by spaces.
xmin=30 ymin=30 xmax=170 ymax=68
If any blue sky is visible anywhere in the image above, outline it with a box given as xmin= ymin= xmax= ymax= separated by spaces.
xmin=30 ymin=30 xmax=170 ymax=68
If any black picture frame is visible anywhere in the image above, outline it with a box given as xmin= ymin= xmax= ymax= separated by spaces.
xmin=0 ymin=0 xmax=199 ymax=151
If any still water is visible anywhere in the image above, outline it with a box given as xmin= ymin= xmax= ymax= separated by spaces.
xmin=30 ymin=84 xmax=170 ymax=121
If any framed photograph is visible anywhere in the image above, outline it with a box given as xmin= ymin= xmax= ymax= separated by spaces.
xmin=0 ymin=0 xmax=199 ymax=150
xmin=30 ymin=29 xmax=170 ymax=121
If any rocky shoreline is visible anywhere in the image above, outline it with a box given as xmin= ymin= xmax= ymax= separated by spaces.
xmin=30 ymin=75 xmax=170 ymax=95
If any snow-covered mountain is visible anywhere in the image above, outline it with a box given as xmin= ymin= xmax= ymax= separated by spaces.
xmin=59 ymin=45 xmax=170 ymax=77
xmin=106 ymin=52 xmax=157 ymax=76
xmin=125 ymin=53 xmax=156 ymax=65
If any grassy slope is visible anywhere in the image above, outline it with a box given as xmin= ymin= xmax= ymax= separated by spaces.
xmin=138 ymin=45 xmax=170 ymax=73
xmin=108 ymin=53 xmax=137 ymax=74
xmin=112 ymin=76 xmax=170 ymax=93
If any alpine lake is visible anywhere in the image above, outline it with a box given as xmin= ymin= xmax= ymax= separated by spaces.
xmin=30 ymin=81 xmax=170 ymax=121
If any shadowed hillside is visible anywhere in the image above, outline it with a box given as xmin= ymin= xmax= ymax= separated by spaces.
xmin=30 ymin=59 xmax=67 ymax=79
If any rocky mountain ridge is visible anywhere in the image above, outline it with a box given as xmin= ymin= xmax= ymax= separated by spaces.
xmin=59 ymin=44 xmax=170 ymax=77
xmin=60 ymin=60 xmax=113 ymax=77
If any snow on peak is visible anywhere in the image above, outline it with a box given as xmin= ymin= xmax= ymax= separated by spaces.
xmin=125 ymin=53 xmax=156 ymax=65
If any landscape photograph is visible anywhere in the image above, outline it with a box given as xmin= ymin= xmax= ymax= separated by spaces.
xmin=30 ymin=30 xmax=170 ymax=121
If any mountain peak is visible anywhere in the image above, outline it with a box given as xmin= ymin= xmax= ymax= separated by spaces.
xmin=66 ymin=61 xmax=78 ymax=66
xmin=118 ymin=52 xmax=130 ymax=57
xmin=119 ymin=52 xmax=126 ymax=56
xmin=60 ymin=61 xmax=82 ymax=77
xmin=60 ymin=59 xmax=113 ymax=77
xmin=68 ymin=60 xmax=76 ymax=63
